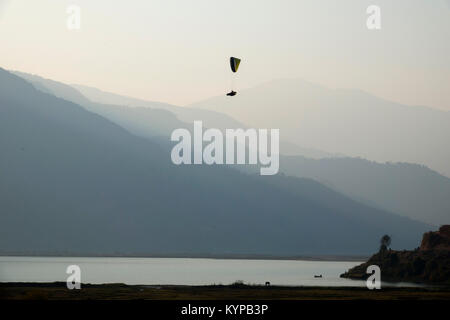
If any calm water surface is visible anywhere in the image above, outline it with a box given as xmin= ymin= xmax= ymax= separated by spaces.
xmin=0 ymin=256 xmax=419 ymax=287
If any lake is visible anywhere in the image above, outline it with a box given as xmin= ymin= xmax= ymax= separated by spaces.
xmin=0 ymin=256 xmax=418 ymax=287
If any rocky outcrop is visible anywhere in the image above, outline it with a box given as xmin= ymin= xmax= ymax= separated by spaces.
xmin=420 ymin=225 xmax=450 ymax=251
xmin=341 ymin=225 xmax=450 ymax=284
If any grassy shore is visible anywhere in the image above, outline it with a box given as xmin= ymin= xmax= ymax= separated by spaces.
xmin=1 ymin=282 xmax=450 ymax=300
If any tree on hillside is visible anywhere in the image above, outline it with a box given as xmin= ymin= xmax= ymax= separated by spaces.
xmin=380 ymin=234 xmax=391 ymax=252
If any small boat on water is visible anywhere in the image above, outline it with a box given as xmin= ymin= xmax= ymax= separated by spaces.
xmin=314 ymin=275 xmax=323 ymax=278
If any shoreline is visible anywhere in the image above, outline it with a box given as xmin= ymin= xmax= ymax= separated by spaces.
xmin=0 ymin=254 xmax=368 ymax=262
xmin=1 ymin=282 xmax=449 ymax=300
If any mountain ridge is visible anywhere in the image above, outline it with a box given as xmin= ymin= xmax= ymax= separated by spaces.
xmin=12 ymin=70 xmax=450 ymax=226
xmin=0 ymin=67 xmax=430 ymax=256
xmin=190 ymin=78 xmax=450 ymax=178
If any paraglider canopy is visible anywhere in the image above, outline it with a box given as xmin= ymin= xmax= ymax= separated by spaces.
xmin=227 ymin=57 xmax=241 ymax=96
xmin=230 ymin=57 xmax=241 ymax=73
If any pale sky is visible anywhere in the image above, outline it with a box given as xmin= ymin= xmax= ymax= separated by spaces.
xmin=1 ymin=0 xmax=449 ymax=109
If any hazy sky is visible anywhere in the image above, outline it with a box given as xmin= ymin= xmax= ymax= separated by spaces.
xmin=1 ymin=0 xmax=449 ymax=109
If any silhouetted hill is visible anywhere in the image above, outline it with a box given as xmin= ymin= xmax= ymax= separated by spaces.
xmin=341 ymin=226 xmax=450 ymax=284
xmin=0 ymin=68 xmax=430 ymax=256
xmin=14 ymin=71 xmax=449 ymax=227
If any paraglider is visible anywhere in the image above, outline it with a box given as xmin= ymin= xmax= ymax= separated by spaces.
xmin=227 ymin=57 xmax=241 ymax=96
